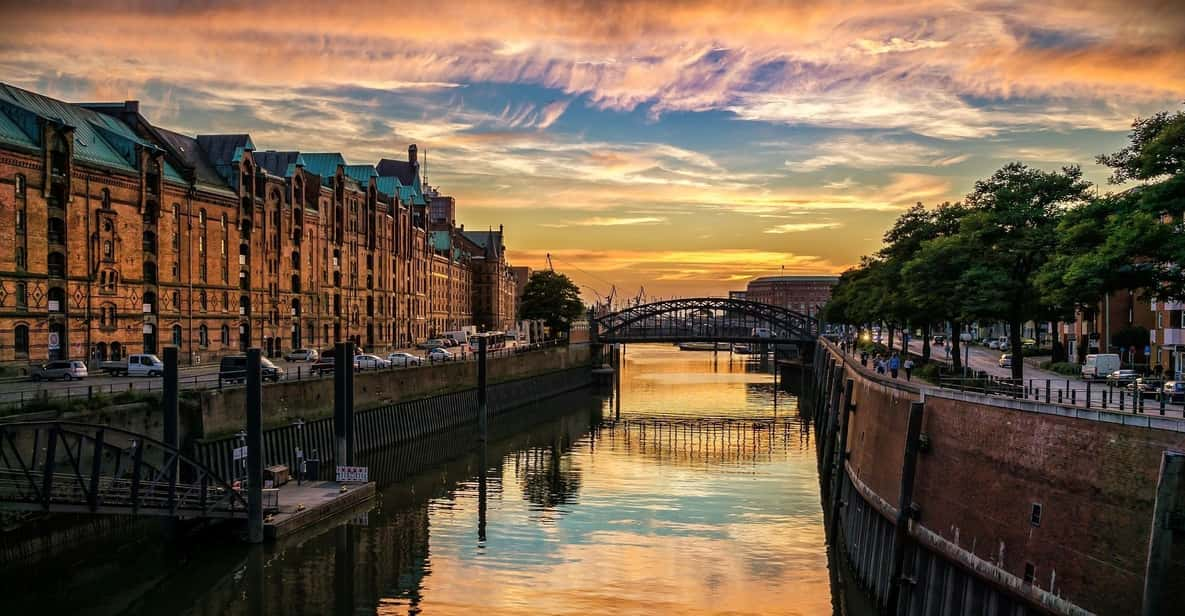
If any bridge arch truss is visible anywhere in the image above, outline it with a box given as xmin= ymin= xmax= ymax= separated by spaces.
xmin=592 ymin=297 xmax=818 ymax=344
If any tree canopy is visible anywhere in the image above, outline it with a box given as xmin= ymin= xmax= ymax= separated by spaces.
xmin=518 ymin=271 xmax=586 ymax=335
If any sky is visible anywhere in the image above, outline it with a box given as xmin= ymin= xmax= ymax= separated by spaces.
xmin=1 ymin=0 xmax=1183 ymax=300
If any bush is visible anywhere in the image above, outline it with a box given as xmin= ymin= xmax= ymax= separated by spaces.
xmin=1040 ymin=361 xmax=1081 ymax=376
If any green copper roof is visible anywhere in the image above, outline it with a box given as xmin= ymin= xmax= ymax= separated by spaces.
xmin=376 ymin=176 xmax=404 ymax=200
xmin=300 ymin=153 xmax=346 ymax=184
xmin=429 ymin=230 xmax=451 ymax=252
xmin=343 ymin=164 xmax=377 ymax=185
xmin=0 ymin=82 xmax=184 ymax=181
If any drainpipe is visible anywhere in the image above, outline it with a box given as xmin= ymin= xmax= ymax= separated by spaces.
xmin=1104 ymin=291 xmax=1111 ymax=354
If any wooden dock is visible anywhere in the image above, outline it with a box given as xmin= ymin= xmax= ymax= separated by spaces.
xmin=263 ymin=480 xmax=376 ymax=541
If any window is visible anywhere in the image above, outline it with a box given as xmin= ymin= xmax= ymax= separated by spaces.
xmin=221 ymin=213 xmax=227 ymax=230
xmin=199 ymin=291 xmax=208 ymax=312
xmin=99 ymin=269 xmax=118 ymax=293
xmin=172 ymin=324 xmax=182 ymax=346
xmin=222 ymin=292 xmax=229 ymax=312
xmin=199 ymin=210 xmax=207 ymax=227
xmin=199 ymin=325 xmax=209 ymax=347
xmin=99 ymin=302 xmax=117 ymax=330
xmin=15 ymin=210 xmax=25 ymax=233
xmin=1031 ymin=503 xmax=1042 ymax=527
xmin=15 ymin=283 xmax=27 ymax=309
xmin=103 ymin=240 xmax=114 ymax=261
xmin=15 ymin=174 xmax=26 ymax=197
xmin=220 ymin=325 xmax=230 ymax=345
xmin=15 ymin=247 xmax=26 ymax=270
xmin=171 ymin=291 xmax=180 ymax=310
xmin=14 ymin=324 xmax=29 ymax=357
xmin=48 ymin=252 xmax=66 ymax=278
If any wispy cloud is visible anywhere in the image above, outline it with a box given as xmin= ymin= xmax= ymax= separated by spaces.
xmin=764 ymin=222 xmax=842 ymax=234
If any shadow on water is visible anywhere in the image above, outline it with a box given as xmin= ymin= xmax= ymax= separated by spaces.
xmin=1 ymin=389 xmax=605 ymax=616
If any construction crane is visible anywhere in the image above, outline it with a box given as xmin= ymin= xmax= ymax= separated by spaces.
xmin=546 ymin=252 xmax=554 ymax=272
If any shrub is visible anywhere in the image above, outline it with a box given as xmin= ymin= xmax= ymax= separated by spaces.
xmin=1040 ymin=361 xmax=1081 ymax=376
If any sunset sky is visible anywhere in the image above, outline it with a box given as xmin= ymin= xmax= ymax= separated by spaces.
xmin=2 ymin=1 xmax=1182 ymax=299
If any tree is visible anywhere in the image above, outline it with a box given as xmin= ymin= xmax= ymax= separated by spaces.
xmin=956 ymin=163 xmax=1093 ymax=379
xmin=900 ymin=202 xmax=970 ymax=369
xmin=518 ymin=271 xmax=585 ymax=335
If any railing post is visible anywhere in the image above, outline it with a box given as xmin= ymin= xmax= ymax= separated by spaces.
xmin=478 ymin=335 xmax=489 ymax=441
xmin=1045 ymin=379 xmax=1051 ymax=404
xmin=1086 ymin=381 xmax=1092 ymax=409
xmin=246 ymin=348 xmax=264 ymax=544
xmin=163 ymin=346 xmax=179 ymax=514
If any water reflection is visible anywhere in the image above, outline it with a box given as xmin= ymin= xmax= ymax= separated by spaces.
xmin=8 ymin=344 xmax=835 ymax=615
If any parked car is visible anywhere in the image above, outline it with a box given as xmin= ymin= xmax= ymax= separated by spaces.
xmin=311 ymin=348 xmax=337 ymax=375
xmin=97 ymin=354 xmax=164 ymax=377
xmin=427 ymin=347 xmax=454 ymax=361
xmin=354 ymin=354 xmax=390 ymax=370
xmin=998 ymin=353 xmax=1012 ymax=368
xmin=1082 ymin=353 xmax=1121 ymax=380
xmin=387 ymin=352 xmax=423 ymax=367
xmin=285 ymin=348 xmax=318 ymax=362
xmin=1105 ymin=369 xmax=1140 ymax=387
xmin=1128 ymin=377 xmax=1164 ymax=398
xmin=30 ymin=360 xmax=88 ymax=381
xmin=988 ymin=340 xmax=1001 ymax=350
xmin=219 ymin=355 xmax=284 ymax=384
xmin=1164 ymin=381 xmax=1185 ymax=403
xmin=419 ymin=338 xmax=447 ymax=350
xmin=998 ymin=340 xmax=1010 ymax=351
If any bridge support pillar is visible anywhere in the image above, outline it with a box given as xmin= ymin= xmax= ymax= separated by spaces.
xmin=246 ymin=348 xmax=264 ymax=544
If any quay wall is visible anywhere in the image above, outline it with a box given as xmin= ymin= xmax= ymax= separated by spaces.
xmin=812 ymin=339 xmax=1185 ymax=616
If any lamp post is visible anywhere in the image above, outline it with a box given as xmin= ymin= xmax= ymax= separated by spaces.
xmin=236 ymin=429 xmax=247 ymax=483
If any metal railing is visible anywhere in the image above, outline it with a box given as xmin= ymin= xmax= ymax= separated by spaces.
xmin=0 ymin=339 xmax=568 ymax=414
xmin=935 ymin=373 xmax=1183 ymax=416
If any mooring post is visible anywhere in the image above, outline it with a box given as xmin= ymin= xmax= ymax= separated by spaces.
xmin=478 ymin=335 xmax=489 ymax=441
xmin=826 ymin=378 xmax=855 ymax=548
xmin=886 ymin=400 xmax=926 ymax=613
xmin=346 ymin=344 xmax=355 ymax=464
xmin=162 ymin=346 xmax=179 ymax=512
xmin=1142 ymin=451 xmax=1185 ymax=616
xmin=246 ymin=347 xmax=264 ymax=544
xmin=615 ymin=344 xmax=623 ymax=420
xmin=334 ymin=341 xmax=349 ymax=468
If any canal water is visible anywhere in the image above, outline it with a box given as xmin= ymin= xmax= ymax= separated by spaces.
xmin=8 ymin=344 xmax=843 ymax=615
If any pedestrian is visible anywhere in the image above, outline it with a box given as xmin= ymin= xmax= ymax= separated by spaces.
xmin=860 ymin=351 xmax=869 ymax=367
xmin=889 ymin=353 xmax=900 ymax=379
xmin=904 ymin=358 xmax=915 ymax=381
xmin=944 ymin=341 xmax=951 ymax=359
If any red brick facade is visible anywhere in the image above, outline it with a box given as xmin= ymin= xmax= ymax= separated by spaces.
xmin=0 ymin=84 xmax=514 ymax=366
xmin=745 ymin=275 xmax=837 ymax=315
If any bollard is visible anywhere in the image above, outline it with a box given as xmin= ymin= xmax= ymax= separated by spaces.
xmin=1161 ymin=394 xmax=1167 ymax=416
xmin=1045 ymin=379 xmax=1051 ymax=404
xmin=1120 ymin=390 xmax=1125 ymax=411
xmin=1071 ymin=389 xmax=1076 ymax=405
xmin=246 ymin=348 xmax=264 ymax=544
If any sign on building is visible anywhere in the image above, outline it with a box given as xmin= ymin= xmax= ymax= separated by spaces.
xmin=335 ymin=465 xmax=369 ymax=483
xmin=47 ymin=332 xmax=60 ymax=352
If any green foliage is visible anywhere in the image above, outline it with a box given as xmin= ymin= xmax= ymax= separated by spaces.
xmin=1096 ymin=110 xmax=1185 ymax=183
xmin=1039 ymin=361 xmax=1083 ymax=376
xmin=518 ymin=270 xmax=586 ymax=334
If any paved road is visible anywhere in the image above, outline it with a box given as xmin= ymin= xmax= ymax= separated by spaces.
xmin=906 ymin=339 xmax=1070 ymax=382
xmin=0 ymin=342 xmax=531 ymax=411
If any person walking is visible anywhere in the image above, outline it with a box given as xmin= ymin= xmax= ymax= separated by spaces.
xmin=860 ymin=350 xmax=869 ymax=367
xmin=904 ymin=358 xmax=915 ymax=381
xmin=889 ymin=353 xmax=901 ymax=378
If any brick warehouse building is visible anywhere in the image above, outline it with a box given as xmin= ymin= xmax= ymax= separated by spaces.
xmin=0 ymin=83 xmax=517 ymax=367
xmin=744 ymin=275 xmax=839 ymax=316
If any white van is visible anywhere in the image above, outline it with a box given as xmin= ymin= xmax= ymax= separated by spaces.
xmin=1082 ymin=354 xmax=1121 ymax=380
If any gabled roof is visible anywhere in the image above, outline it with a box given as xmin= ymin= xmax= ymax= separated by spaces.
xmin=0 ymin=82 xmax=184 ymax=179
xmin=300 ymin=153 xmax=347 ymax=185
xmin=376 ymin=158 xmax=417 ymax=185
xmin=343 ymin=164 xmax=377 ymax=185
xmin=254 ymin=150 xmax=304 ymax=178
xmin=376 ymin=176 xmax=405 ymax=200
xmin=195 ymin=134 xmax=254 ymax=166
xmin=462 ymin=229 xmax=503 ymax=260
xmin=152 ymin=126 xmax=232 ymax=190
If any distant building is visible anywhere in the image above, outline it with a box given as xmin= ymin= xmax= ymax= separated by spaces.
xmin=728 ymin=290 xmax=747 ymax=302
xmin=745 ymin=276 xmax=838 ymax=315
xmin=512 ymin=266 xmax=532 ymax=306
xmin=462 ymin=226 xmax=518 ymax=332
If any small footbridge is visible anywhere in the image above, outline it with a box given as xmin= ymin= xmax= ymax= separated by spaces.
xmin=591 ymin=297 xmax=818 ymax=346
xmin=0 ymin=421 xmax=247 ymax=518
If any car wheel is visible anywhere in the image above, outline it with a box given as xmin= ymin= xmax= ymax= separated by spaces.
xmin=150 ymin=370 xmax=161 ymax=377
xmin=63 ymin=374 xmax=74 ymax=381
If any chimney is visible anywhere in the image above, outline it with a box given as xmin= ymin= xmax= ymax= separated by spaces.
xmin=125 ymin=100 xmax=140 ymax=114
xmin=408 ymin=144 xmax=418 ymax=166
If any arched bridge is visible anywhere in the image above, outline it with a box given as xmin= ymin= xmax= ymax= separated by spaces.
xmin=0 ymin=421 xmax=248 ymax=518
xmin=592 ymin=297 xmax=818 ymax=344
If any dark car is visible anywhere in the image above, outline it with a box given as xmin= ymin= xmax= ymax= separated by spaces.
xmin=219 ymin=355 xmax=284 ymax=384
xmin=1127 ymin=377 xmax=1163 ymax=399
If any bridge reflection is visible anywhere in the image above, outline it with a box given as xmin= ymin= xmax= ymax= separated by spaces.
xmin=594 ymin=417 xmax=814 ymax=465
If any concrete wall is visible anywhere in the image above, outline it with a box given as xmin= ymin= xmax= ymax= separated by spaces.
xmin=815 ymin=340 xmax=1185 ymax=616
xmin=196 ymin=343 xmax=590 ymax=438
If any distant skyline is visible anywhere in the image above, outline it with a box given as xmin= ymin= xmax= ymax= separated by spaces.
xmin=3 ymin=1 xmax=1182 ymax=299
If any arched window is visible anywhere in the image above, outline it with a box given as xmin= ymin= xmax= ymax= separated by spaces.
xmin=143 ymin=291 xmax=156 ymax=314
xmin=172 ymin=324 xmax=182 ymax=346
xmin=47 ymin=251 xmax=66 ymax=277
xmin=110 ymin=341 xmax=122 ymax=361
xmin=99 ymin=302 xmax=117 ymax=329
xmin=220 ymin=324 xmax=230 ymax=345
xmin=142 ymin=261 xmax=157 ymax=284
xmin=13 ymin=324 xmax=29 ymax=356
xmin=103 ymin=240 xmax=113 ymax=261
xmin=199 ymin=325 xmax=209 ymax=347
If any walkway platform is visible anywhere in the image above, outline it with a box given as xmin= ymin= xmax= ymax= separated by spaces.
xmin=263 ymin=480 xmax=375 ymax=541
